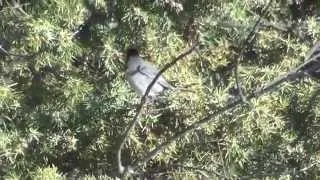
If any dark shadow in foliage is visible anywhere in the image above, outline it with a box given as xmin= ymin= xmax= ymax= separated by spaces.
xmin=240 ymin=43 xmax=287 ymax=67
xmin=112 ymin=2 xmax=148 ymax=50
xmin=142 ymin=125 xmax=226 ymax=178
xmin=104 ymin=0 xmax=213 ymax=50
xmin=232 ymin=86 xmax=320 ymax=179
xmin=285 ymin=87 xmax=320 ymax=149
xmin=71 ymin=49 xmax=116 ymax=93
xmin=289 ymin=0 xmax=318 ymax=20
xmin=75 ymin=0 xmax=108 ymax=47
xmin=23 ymin=65 xmax=65 ymax=108
xmin=73 ymin=0 xmax=147 ymax=82
xmin=240 ymin=133 xmax=290 ymax=178
xmin=62 ymin=100 xmax=132 ymax=177
xmin=73 ymin=0 xmax=119 ymax=81
xmin=72 ymin=0 xmax=123 ymax=96
xmin=150 ymin=99 xmax=189 ymax=135
xmin=281 ymin=86 xmax=320 ymax=178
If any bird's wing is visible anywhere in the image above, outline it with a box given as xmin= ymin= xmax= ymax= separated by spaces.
xmin=138 ymin=61 xmax=173 ymax=89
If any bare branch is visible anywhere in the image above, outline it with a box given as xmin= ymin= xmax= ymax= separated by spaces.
xmin=117 ymin=43 xmax=199 ymax=175
xmin=233 ymin=0 xmax=273 ymax=103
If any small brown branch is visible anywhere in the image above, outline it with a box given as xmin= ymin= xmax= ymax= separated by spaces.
xmin=117 ymin=43 xmax=199 ymax=175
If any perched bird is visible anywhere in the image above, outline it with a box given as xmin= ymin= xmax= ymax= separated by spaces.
xmin=125 ymin=48 xmax=173 ymax=98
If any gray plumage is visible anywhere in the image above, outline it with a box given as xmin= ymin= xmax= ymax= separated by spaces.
xmin=125 ymin=48 xmax=173 ymax=97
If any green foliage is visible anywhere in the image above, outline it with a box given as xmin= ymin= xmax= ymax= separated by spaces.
xmin=1 ymin=0 xmax=320 ymax=178
xmin=32 ymin=166 xmax=65 ymax=180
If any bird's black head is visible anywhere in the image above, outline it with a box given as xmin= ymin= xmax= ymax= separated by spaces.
xmin=126 ymin=48 xmax=139 ymax=60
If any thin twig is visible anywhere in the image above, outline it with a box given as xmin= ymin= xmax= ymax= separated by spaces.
xmin=217 ymin=142 xmax=228 ymax=178
xmin=117 ymin=43 xmax=199 ymax=175
xmin=233 ymin=0 xmax=273 ymax=103
xmin=129 ymin=41 xmax=319 ymax=173
xmin=0 ymin=45 xmax=34 ymax=59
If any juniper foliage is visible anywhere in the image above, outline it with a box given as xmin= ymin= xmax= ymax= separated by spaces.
xmin=0 ymin=0 xmax=319 ymax=179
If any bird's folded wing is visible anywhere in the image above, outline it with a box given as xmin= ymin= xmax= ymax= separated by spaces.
xmin=138 ymin=62 xmax=173 ymax=89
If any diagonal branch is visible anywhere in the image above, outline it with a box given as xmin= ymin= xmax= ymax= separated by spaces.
xmin=117 ymin=43 xmax=199 ymax=175
xmin=0 ymin=45 xmax=34 ymax=59
xmin=131 ymin=99 xmax=240 ymax=171
xmin=295 ymin=42 xmax=320 ymax=71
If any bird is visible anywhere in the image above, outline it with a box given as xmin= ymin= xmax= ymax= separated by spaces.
xmin=125 ymin=48 xmax=174 ymax=98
